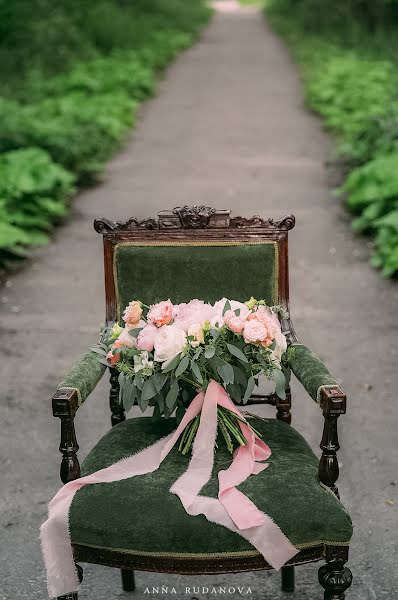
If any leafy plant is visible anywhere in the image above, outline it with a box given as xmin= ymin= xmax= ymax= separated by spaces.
xmin=266 ymin=1 xmax=398 ymax=277
xmin=0 ymin=148 xmax=75 ymax=262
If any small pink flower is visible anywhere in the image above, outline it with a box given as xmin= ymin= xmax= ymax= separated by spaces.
xmin=136 ymin=323 xmax=158 ymax=352
xmin=107 ymin=350 xmax=118 ymax=365
xmin=243 ymin=320 xmax=268 ymax=345
xmin=123 ymin=301 xmax=142 ymax=326
xmin=147 ymin=300 xmax=173 ymax=327
xmin=224 ymin=310 xmax=245 ymax=334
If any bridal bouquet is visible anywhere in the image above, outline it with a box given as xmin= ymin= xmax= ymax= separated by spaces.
xmin=93 ymin=297 xmax=289 ymax=454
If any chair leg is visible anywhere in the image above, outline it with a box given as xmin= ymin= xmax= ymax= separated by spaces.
xmin=281 ymin=565 xmax=295 ymax=592
xmin=121 ymin=569 xmax=136 ymax=592
xmin=318 ymin=547 xmax=352 ymax=599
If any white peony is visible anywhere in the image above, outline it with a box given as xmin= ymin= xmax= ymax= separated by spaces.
xmin=187 ymin=323 xmax=205 ymax=348
xmin=153 ymin=323 xmax=187 ymax=362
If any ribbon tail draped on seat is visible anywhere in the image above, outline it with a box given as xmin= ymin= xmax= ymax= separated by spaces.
xmin=41 ymin=380 xmax=298 ymax=598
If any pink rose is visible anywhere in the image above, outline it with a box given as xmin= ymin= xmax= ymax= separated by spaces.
xmin=243 ymin=320 xmax=268 ymax=345
xmin=123 ymin=300 xmax=142 ymax=326
xmin=147 ymin=300 xmax=173 ymax=327
xmin=136 ymin=323 xmax=158 ymax=352
xmin=223 ymin=310 xmax=245 ymax=334
xmin=117 ymin=327 xmax=136 ymax=349
xmin=153 ymin=323 xmax=187 ymax=362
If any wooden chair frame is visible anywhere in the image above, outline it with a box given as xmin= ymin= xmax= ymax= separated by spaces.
xmin=52 ymin=206 xmax=352 ymax=599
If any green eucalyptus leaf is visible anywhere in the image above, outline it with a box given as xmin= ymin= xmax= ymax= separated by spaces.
xmin=90 ymin=346 xmax=107 ymax=356
xmin=243 ymin=376 xmax=255 ymax=404
xmin=153 ymin=372 xmax=168 ymax=393
xmin=166 ymin=381 xmax=179 ymax=409
xmin=232 ymin=365 xmax=248 ymax=389
xmin=227 ymin=343 xmax=249 ymax=363
xmin=141 ymin=378 xmax=157 ymax=402
xmin=222 ymin=300 xmax=231 ymax=315
xmin=162 ymin=353 xmax=181 ymax=373
xmin=274 ymin=368 xmax=286 ymax=400
xmin=175 ymin=355 xmax=189 ymax=377
xmin=204 ymin=346 xmax=215 ymax=359
xmin=191 ymin=360 xmax=203 ymax=384
xmin=217 ymin=362 xmax=234 ymax=385
xmin=128 ymin=327 xmax=143 ymax=338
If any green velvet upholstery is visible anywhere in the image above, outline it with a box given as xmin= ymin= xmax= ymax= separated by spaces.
xmin=114 ymin=242 xmax=278 ymax=322
xmin=58 ymin=351 xmax=106 ymax=405
xmin=70 ymin=416 xmax=352 ymax=557
xmin=288 ymin=344 xmax=338 ymax=403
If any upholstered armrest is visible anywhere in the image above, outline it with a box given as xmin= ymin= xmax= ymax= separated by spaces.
xmin=56 ymin=350 xmax=107 ymax=408
xmin=287 ymin=343 xmax=342 ymax=405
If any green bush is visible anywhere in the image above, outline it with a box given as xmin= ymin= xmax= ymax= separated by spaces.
xmin=0 ymin=148 xmax=75 ymax=262
xmin=0 ymin=93 xmax=137 ymax=183
xmin=266 ymin=1 xmax=398 ymax=277
xmin=0 ymin=1 xmax=212 ymax=269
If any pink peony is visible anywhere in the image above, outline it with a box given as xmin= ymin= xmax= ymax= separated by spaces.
xmin=213 ymin=299 xmax=250 ymax=321
xmin=136 ymin=323 xmax=158 ymax=352
xmin=147 ymin=300 xmax=173 ymax=327
xmin=123 ymin=300 xmax=142 ymax=326
xmin=243 ymin=320 xmax=268 ymax=345
xmin=153 ymin=323 xmax=187 ymax=362
xmin=223 ymin=310 xmax=245 ymax=334
xmin=174 ymin=299 xmax=215 ymax=331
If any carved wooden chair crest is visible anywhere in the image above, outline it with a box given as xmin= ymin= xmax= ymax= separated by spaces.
xmin=52 ymin=207 xmax=353 ymax=599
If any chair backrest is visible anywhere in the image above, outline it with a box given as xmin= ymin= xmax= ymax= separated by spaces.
xmin=94 ymin=206 xmax=295 ymax=333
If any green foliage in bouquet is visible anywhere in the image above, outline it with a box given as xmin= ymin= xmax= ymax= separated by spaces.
xmin=265 ymin=0 xmax=398 ymax=277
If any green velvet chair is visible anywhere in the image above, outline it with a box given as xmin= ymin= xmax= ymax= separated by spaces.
xmin=51 ymin=207 xmax=353 ymax=600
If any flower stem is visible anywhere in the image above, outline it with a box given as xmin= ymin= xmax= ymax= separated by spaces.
xmin=181 ymin=415 xmax=200 ymax=455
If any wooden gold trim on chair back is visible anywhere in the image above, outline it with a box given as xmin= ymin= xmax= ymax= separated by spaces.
xmin=94 ymin=206 xmax=295 ymax=329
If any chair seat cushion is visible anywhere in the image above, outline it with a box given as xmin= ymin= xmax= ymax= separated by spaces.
xmin=70 ymin=417 xmax=352 ymax=558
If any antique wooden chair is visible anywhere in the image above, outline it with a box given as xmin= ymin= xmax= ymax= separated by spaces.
xmin=52 ymin=207 xmax=353 ymax=600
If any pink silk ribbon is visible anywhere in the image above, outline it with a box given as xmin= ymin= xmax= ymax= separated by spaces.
xmin=41 ymin=380 xmax=298 ymax=597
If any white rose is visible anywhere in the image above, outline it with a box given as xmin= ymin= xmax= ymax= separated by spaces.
xmin=187 ymin=323 xmax=205 ymax=348
xmin=153 ymin=323 xmax=187 ymax=362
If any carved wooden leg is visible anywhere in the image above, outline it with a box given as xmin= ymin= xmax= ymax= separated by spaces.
xmin=318 ymin=387 xmax=346 ymax=499
xmin=281 ymin=565 xmax=295 ymax=592
xmin=318 ymin=547 xmax=352 ymax=599
xmin=121 ymin=569 xmax=136 ymax=592
xmin=276 ymin=385 xmax=292 ymax=425
xmin=52 ymin=390 xmax=80 ymax=484
xmin=319 ymin=411 xmax=340 ymax=498
xmin=110 ymin=367 xmax=125 ymax=426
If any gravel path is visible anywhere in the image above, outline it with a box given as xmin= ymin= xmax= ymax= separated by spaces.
xmin=1 ymin=2 xmax=397 ymax=599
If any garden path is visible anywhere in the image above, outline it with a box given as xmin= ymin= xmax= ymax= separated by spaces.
xmin=1 ymin=2 xmax=397 ymax=599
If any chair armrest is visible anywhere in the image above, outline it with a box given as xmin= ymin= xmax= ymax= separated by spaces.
xmin=287 ymin=343 xmax=342 ymax=405
xmin=56 ymin=350 xmax=107 ymax=409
